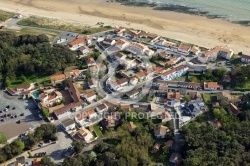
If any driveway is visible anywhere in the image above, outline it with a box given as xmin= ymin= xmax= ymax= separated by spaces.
xmin=0 ymin=91 xmax=42 ymax=140
xmin=31 ymin=126 xmax=73 ymax=163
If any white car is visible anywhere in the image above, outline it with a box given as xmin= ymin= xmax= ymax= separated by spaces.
xmin=38 ymin=114 xmax=44 ymax=119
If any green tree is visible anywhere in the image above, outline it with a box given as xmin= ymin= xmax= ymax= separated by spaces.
xmin=72 ymin=141 xmax=85 ymax=154
xmin=183 ymin=95 xmax=191 ymax=102
xmin=85 ymin=72 xmax=91 ymax=78
xmin=41 ymin=107 xmax=49 ymax=118
xmin=20 ymin=75 xmax=27 ymax=83
xmin=216 ymin=67 xmax=227 ymax=78
xmin=0 ymin=132 xmax=6 ymax=144
xmin=13 ymin=140 xmax=25 ymax=151
xmin=39 ymin=156 xmax=57 ymax=166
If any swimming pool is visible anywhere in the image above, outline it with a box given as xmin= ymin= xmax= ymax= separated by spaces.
xmin=32 ymin=91 xmax=40 ymax=99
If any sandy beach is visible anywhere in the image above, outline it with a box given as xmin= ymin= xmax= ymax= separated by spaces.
xmin=0 ymin=0 xmax=250 ymax=54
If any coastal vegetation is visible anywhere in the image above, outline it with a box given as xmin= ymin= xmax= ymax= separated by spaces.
xmin=0 ymin=31 xmax=76 ymax=87
xmin=231 ymin=65 xmax=250 ymax=90
xmin=17 ymin=16 xmax=112 ymax=34
xmin=0 ymin=10 xmax=14 ymax=22
xmin=180 ymin=112 xmax=250 ymax=165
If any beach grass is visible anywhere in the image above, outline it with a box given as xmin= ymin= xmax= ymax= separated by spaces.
xmin=17 ymin=16 xmax=112 ymax=34
xmin=3 ymin=28 xmax=59 ymax=41
xmin=0 ymin=10 xmax=14 ymax=22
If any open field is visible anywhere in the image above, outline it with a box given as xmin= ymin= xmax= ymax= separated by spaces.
xmin=3 ymin=28 xmax=59 ymax=41
xmin=202 ymin=93 xmax=217 ymax=104
xmin=9 ymin=74 xmax=50 ymax=88
xmin=0 ymin=10 xmax=14 ymax=22
xmin=17 ymin=16 xmax=112 ymax=34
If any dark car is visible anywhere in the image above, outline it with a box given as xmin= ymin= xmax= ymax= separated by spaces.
xmin=12 ymin=107 xmax=16 ymax=110
xmin=20 ymin=113 xmax=24 ymax=116
xmin=16 ymin=120 xmax=21 ymax=124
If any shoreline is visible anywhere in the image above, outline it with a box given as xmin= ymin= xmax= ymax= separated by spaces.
xmin=0 ymin=0 xmax=250 ymax=54
xmin=117 ymin=0 xmax=250 ymax=26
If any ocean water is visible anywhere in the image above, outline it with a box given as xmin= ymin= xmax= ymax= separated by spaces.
xmin=155 ymin=0 xmax=250 ymax=21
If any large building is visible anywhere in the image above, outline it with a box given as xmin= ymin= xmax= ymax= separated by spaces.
xmin=161 ymin=65 xmax=189 ymax=80
xmin=198 ymin=46 xmax=233 ymax=63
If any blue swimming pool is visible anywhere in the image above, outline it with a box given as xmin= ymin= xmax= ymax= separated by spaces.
xmin=32 ymin=91 xmax=40 ymax=99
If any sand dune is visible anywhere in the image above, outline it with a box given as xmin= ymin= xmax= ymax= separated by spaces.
xmin=1 ymin=0 xmax=250 ymax=54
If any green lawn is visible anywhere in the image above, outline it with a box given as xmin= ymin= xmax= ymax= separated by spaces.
xmin=9 ymin=74 xmax=50 ymax=87
xmin=138 ymin=37 xmax=152 ymax=43
xmin=0 ymin=132 xmax=6 ymax=144
xmin=94 ymin=124 xmax=103 ymax=138
xmin=172 ymin=76 xmax=186 ymax=81
xmin=0 ymin=10 xmax=14 ymax=22
xmin=235 ymin=81 xmax=250 ymax=90
xmin=187 ymin=75 xmax=200 ymax=83
xmin=202 ymin=93 xmax=217 ymax=104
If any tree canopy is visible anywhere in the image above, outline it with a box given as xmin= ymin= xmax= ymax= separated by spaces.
xmin=180 ymin=112 xmax=250 ymax=165
xmin=0 ymin=31 xmax=76 ymax=85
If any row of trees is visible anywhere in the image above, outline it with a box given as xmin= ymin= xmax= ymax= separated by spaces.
xmin=0 ymin=124 xmax=57 ymax=164
xmin=0 ymin=32 xmax=77 ymax=85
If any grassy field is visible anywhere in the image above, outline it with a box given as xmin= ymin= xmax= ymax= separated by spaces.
xmin=202 ymin=93 xmax=217 ymax=104
xmin=94 ymin=124 xmax=103 ymax=138
xmin=17 ymin=16 xmax=112 ymax=34
xmin=138 ymin=37 xmax=152 ymax=43
xmin=0 ymin=132 xmax=6 ymax=144
xmin=236 ymin=82 xmax=250 ymax=90
xmin=0 ymin=10 xmax=14 ymax=22
xmin=9 ymin=74 xmax=50 ymax=87
xmin=3 ymin=28 xmax=59 ymax=41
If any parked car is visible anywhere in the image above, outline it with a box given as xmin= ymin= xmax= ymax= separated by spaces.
xmin=20 ymin=113 xmax=24 ymax=116
xmin=38 ymin=114 xmax=44 ymax=119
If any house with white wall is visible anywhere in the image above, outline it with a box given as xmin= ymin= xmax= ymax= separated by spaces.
xmin=241 ymin=54 xmax=250 ymax=63
xmin=161 ymin=65 xmax=189 ymax=80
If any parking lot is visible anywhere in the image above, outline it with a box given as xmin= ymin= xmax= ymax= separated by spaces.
xmin=0 ymin=90 xmax=42 ymax=140
xmin=30 ymin=126 xmax=73 ymax=163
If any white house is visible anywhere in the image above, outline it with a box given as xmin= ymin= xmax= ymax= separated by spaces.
xmin=108 ymin=78 xmax=128 ymax=91
xmin=120 ymin=58 xmax=137 ymax=70
xmin=198 ymin=46 xmax=234 ymax=63
xmin=82 ymin=91 xmax=97 ymax=102
xmin=96 ymin=103 xmax=108 ymax=114
xmin=128 ymin=42 xmax=154 ymax=56
xmin=116 ymin=39 xmax=130 ymax=50
xmin=190 ymin=46 xmax=201 ymax=55
xmin=61 ymin=119 xmax=76 ymax=131
xmin=155 ymin=39 xmax=177 ymax=48
xmin=79 ymin=45 xmax=90 ymax=55
xmin=177 ymin=44 xmax=191 ymax=55
xmin=77 ymin=127 xmax=94 ymax=143
xmin=154 ymin=125 xmax=169 ymax=138
xmin=241 ymin=54 xmax=250 ymax=63
xmin=103 ymin=37 xmax=116 ymax=46
xmin=88 ymin=78 xmax=97 ymax=88
xmin=204 ymin=82 xmax=222 ymax=90
xmin=161 ymin=65 xmax=189 ymax=80
xmin=68 ymin=36 xmax=91 ymax=50
xmin=87 ymin=58 xmax=96 ymax=67
xmin=129 ymin=77 xmax=138 ymax=85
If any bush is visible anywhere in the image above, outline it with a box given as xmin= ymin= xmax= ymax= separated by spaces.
xmin=41 ymin=107 xmax=49 ymax=118
xmin=0 ymin=132 xmax=6 ymax=144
